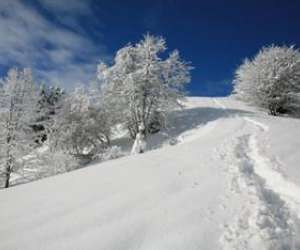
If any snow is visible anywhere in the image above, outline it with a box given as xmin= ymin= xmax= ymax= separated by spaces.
xmin=243 ymin=117 xmax=269 ymax=131
xmin=1 ymin=97 xmax=300 ymax=250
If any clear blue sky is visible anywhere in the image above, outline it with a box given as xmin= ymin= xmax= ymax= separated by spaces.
xmin=1 ymin=0 xmax=300 ymax=96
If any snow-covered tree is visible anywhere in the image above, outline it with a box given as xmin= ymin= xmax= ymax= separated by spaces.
xmin=0 ymin=68 xmax=40 ymax=188
xmin=49 ymin=85 xmax=112 ymax=160
xmin=233 ymin=45 xmax=300 ymax=115
xmin=32 ymin=84 xmax=65 ymax=143
xmin=38 ymin=85 xmax=64 ymax=118
xmin=98 ymin=34 xmax=192 ymax=152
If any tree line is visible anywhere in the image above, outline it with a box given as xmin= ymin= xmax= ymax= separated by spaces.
xmin=0 ymin=34 xmax=191 ymax=188
xmin=1 ymin=35 xmax=300 ymax=188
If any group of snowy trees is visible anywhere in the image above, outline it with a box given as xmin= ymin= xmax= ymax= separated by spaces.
xmin=51 ymin=34 xmax=191 ymax=158
xmin=2 ymin=33 xmax=300 ymax=188
xmin=1 ymin=34 xmax=300 ymax=188
xmin=0 ymin=34 xmax=192 ymax=188
xmin=0 ymin=69 xmax=69 ymax=188
xmin=50 ymin=85 xmax=113 ymax=159
xmin=233 ymin=45 xmax=300 ymax=116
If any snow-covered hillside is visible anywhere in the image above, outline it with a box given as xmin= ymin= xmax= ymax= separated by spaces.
xmin=1 ymin=97 xmax=300 ymax=250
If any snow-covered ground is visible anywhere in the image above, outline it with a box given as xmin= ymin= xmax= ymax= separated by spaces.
xmin=1 ymin=97 xmax=300 ymax=250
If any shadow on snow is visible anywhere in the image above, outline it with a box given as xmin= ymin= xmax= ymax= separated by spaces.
xmin=146 ymin=106 xmax=252 ymax=150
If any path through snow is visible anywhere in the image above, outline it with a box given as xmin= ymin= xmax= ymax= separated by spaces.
xmin=214 ymin=99 xmax=300 ymax=249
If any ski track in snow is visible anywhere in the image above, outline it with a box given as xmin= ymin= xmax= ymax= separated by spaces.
xmin=215 ymin=99 xmax=300 ymax=249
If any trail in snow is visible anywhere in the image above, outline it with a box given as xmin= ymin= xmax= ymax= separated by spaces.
xmin=217 ymin=100 xmax=300 ymax=213
xmin=214 ymin=99 xmax=300 ymax=249
xmin=244 ymin=117 xmax=269 ymax=132
xmin=247 ymin=122 xmax=300 ymax=218
xmin=220 ymin=134 xmax=300 ymax=250
xmin=243 ymin=114 xmax=300 ymax=216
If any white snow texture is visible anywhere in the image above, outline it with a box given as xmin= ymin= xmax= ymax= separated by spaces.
xmin=1 ymin=97 xmax=300 ymax=250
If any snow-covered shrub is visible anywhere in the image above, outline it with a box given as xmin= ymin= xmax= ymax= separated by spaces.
xmin=98 ymin=34 xmax=192 ymax=152
xmin=7 ymin=147 xmax=80 ymax=187
xmin=49 ymin=86 xmax=112 ymax=160
xmin=37 ymin=149 xmax=80 ymax=175
xmin=0 ymin=68 xmax=41 ymax=188
xmin=233 ymin=45 xmax=300 ymax=115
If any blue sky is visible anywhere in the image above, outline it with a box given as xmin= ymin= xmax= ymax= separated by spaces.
xmin=0 ymin=0 xmax=300 ymax=96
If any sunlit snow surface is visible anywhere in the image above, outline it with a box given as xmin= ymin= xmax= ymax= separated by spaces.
xmin=1 ymin=97 xmax=300 ymax=250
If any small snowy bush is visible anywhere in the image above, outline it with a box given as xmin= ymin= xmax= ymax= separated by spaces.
xmin=26 ymin=149 xmax=80 ymax=180
xmin=50 ymin=86 xmax=112 ymax=159
xmin=233 ymin=45 xmax=300 ymax=115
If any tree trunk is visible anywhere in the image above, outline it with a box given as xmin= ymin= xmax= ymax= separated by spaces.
xmin=4 ymin=163 xmax=11 ymax=188
xmin=4 ymin=133 xmax=12 ymax=188
xmin=4 ymin=98 xmax=14 ymax=188
xmin=131 ymin=129 xmax=146 ymax=154
xmin=4 ymin=173 xmax=10 ymax=188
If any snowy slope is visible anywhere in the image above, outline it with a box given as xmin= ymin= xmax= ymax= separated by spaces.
xmin=1 ymin=97 xmax=300 ymax=250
